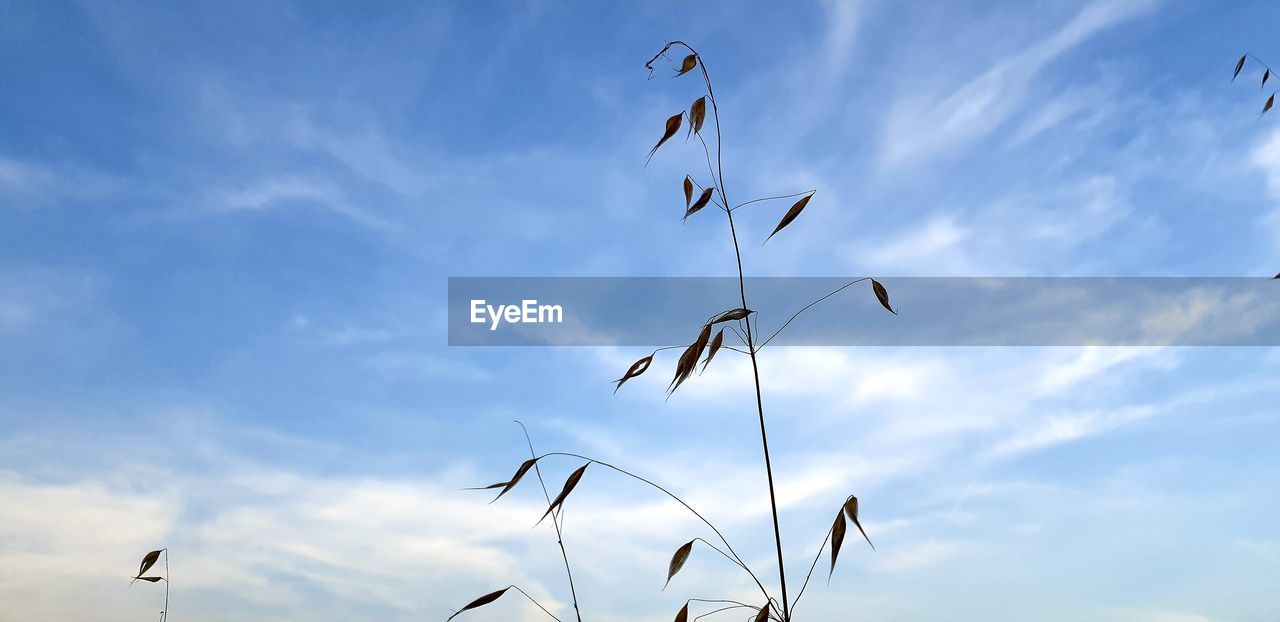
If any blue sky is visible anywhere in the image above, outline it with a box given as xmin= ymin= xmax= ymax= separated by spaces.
xmin=2 ymin=1 xmax=1280 ymax=621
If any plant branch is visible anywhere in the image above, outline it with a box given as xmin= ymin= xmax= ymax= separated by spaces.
xmin=690 ymin=537 xmax=755 ymax=577
xmin=692 ymin=605 xmax=755 ymax=622
xmin=533 ymin=451 xmax=771 ymax=603
xmin=723 ymin=323 xmax=749 ymax=347
xmin=731 ymin=190 xmax=816 ymax=212
xmin=649 ymin=344 xmax=747 ymax=356
xmin=687 ymin=598 xmax=753 ymax=609
xmin=655 ymin=40 xmax=794 ymax=621
xmin=688 ymin=176 xmax=729 ymax=211
xmin=787 ymin=521 xmax=835 ymax=616
xmin=1246 ymin=53 xmax=1275 ymax=75
xmin=757 ymin=278 xmax=873 ymax=350
xmin=507 ymin=585 xmax=564 ymax=622
xmin=691 ymin=131 xmax=728 ymax=212
xmin=687 ymin=598 xmax=782 ymax=622
xmin=162 ymin=550 xmax=169 ymax=622
xmin=516 ymin=422 xmax=581 ymax=622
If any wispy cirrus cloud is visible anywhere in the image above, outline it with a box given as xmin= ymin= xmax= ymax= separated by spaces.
xmin=0 ymin=156 xmax=122 ymax=209
xmin=4 ymin=1 xmax=1280 ymax=620
xmin=878 ymin=0 xmax=1159 ymax=170
xmin=213 ymin=176 xmax=396 ymax=231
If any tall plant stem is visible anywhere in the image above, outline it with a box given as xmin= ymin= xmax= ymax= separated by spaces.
xmin=517 ymin=422 xmax=582 ymax=622
xmin=650 ymin=40 xmax=792 ymax=621
xmin=162 ymin=549 xmax=169 ymax=622
xmin=726 ymin=211 xmax=790 ymax=622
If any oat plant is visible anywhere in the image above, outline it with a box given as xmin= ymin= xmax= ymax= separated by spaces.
xmin=1230 ymin=53 xmax=1279 ymax=279
xmin=130 ymin=548 xmax=170 ymax=622
xmin=1232 ymin=53 xmax=1276 ymax=118
xmin=450 ymin=42 xmax=894 ymax=622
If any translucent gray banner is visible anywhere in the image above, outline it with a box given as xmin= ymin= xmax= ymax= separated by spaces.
xmin=447 ymin=277 xmax=1280 ymax=346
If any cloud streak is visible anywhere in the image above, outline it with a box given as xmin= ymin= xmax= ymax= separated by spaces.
xmin=878 ymin=1 xmax=1159 ymax=169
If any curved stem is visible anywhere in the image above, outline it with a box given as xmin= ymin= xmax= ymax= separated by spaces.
xmin=787 ymin=520 xmax=835 ymax=616
xmin=731 ymin=190 xmax=816 ymax=212
xmin=758 ymin=278 xmax=873 ymax=350
xmin=687 ymin=598 xmax=752 ymax=609
xmin=688 ymin=177 xmax=728 ymax=211
xmin=508 ymin=585 xmax=564 ymax=622
xmin=1238 ymin=53 xmax=1277 ymax=117
xmin=534 ymin=452 xmax=771 ymax=603
xmin=691 ymin=131 xmax=728 ymax=212
xmin=516 ymin=422 xmax=581 ymax=622
xmin=724 ymin=323 xmax=750 ymax=348
xmin=769 ymin=598 xmax=786 ymax=622
xmin=692 ymin=605 xmax=755 ymax=622
xmin=1246 ymin=53 xmax=1275 ymax=75
xmin=690 ymin=537 xmax=754 ymax=577
xmin=687 ymin=598 xmax=783 ymax=622
xmin=649 ymin=39 xmax=792 ymax=620
xmin=642 ymin=343 xmax=749 ymax=364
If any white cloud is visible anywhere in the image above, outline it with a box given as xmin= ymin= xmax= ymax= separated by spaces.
xmin=199 ymin=83 xmax=429 ymax=198
xmin=0 ymin=157 xmax=55 ymax=199
xmin=1035 ymin=346 xmax=1166 ymax=394
xmin=1250 ymin=127 xmax=1280 ymax=201
xmin=210 ymin=176 xmax=394 ymax=231
xmin=319 ymin=326 xmax=397 ymax=346
xmin=0 ymin=475 xmax=177 ymax=622
xmin=0 ymin=465 xmax=566 ymax=622
xmin=283 ymin=111 xmax=427 ymax=197
xmin=878 ymin=1 xmax=1158 ymax=169
xmin=1250 ymin=126 xmax=1280 ymax=251
xmin=986 ymin=405 xmax=1156 ymax=458
xmin=0 ymin=300 xmax=30 ymax=330
xmin=594 ymin=343 xmax=1181 ymax=498
xmin=1138 ymin=288 xmax=1277 ymax=345
xmin=820 ymin=0 xmax=862 ymax=80
xmin=1107 ymin=610 xmax=1215 ymax=622
xmin=0 ymin=156 xmax=120 ymax=209
xmin=1005 ymin=74 xmax=1121 ymax=149
xmin=361 ymin=351 xmax=492 ymax=383
xmin=857 ymin=215 xmax=970 ymax=271
xmin=848 ymin=174 xmax=1143 ymax=275
xmin=0 ymin=266 xmax=101 ymax=334
xmin=871 ymin=540 xmax=968 ymax=573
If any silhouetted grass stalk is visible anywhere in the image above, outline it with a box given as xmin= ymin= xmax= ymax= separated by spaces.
xmin=129 ymin=548 xmax=169 ymax=622
xmin=452 ymin=41 xmax=893 ymax=622
xmin=1232 ymin=52 xmax=1276 ymax=116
